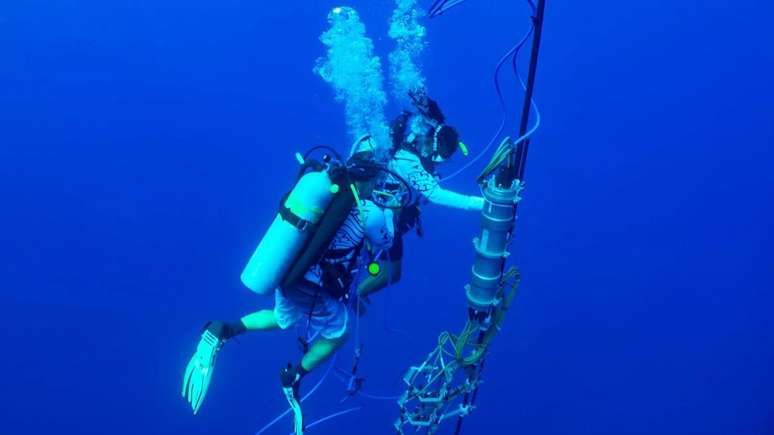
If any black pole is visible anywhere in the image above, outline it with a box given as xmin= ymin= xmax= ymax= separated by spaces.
xmin=499 ymin=0 xmax=546 ymax=186
xmin=453 ymin=358 xmax=486 ymax=435
xmin=454 ymin=2 xmax=547 ymax=434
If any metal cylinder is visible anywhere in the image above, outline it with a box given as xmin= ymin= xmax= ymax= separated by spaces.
xmin=466 ymin=180 xmax=518 ymax=310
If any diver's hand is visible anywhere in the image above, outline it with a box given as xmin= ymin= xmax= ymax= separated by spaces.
xmin=182 ymin=330 xmax=223 ymax=414
xmin=476 ymin=179 xmax=524 ymax=209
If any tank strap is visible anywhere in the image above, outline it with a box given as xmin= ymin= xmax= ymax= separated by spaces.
xmin=278 ymin=193 xmax=314 ymax=232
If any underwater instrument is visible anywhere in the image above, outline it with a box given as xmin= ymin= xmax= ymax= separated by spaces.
xmin=396 ymin=0 xmax=547 ymax=433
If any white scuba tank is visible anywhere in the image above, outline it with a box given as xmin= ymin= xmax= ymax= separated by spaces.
xmin=240 ymin=170 xmax=337 ymax=295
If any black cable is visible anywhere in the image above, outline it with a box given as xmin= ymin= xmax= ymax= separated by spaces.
xmin=440 ymin=26 xmax=534 ymax=182
xmin=428 ymin=0 xmax=469 ymax=18
xmin=504 ymin=0 xmax=546 ymax=185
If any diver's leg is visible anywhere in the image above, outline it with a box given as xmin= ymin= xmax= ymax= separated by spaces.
xmin=299 ymin=290 xmax=351 ymax=372
xmin=182 ymin=310 xmax=280 ymax=414
xmin=240 ymin=309 xmax=280 ymax=331
xmin=300 ymin=333 xmax=349 ymax=372
xmin=277 ymin=332 xmax=349 ymax=434
xmin=193 ymin=309 xmax=279 ymax=349
xmin=278 ymin=289 xmax=347 ymax=434
xmin=182 ymin=319 xmax=242 ymax=414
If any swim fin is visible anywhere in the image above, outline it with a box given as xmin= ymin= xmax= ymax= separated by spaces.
xmin=181 ymin=322 xmax=227 ymax=414
xmin=280 ymin=364 xmax=304 ymax=434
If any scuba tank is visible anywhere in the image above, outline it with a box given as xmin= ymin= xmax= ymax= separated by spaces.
xmin=241 ymin=146 xmax=412 ymax=296
xmin=240 ymin=156 xmax=345 ymax=295
xmin=280 ymin=180 xmax=355 ymax=291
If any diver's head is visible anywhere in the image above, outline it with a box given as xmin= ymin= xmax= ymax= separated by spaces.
xmin=409 ymin=121 xmax=461 ymax=164
xmin=402 ymin=93 xmax=462 ymax=163
xmin=403 ymin=114 xmax=433 ymax=153
xmin=430 ymin=124 xmax=460 ymax=163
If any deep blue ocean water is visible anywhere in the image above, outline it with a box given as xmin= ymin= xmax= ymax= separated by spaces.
xmin=2 ymin=1 xmax=773 ymax=434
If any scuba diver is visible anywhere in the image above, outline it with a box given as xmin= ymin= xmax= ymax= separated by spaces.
xmin=181 ymin=150 xmax=394 ymax=434
xmin=357 ymin=90 xmax=485 ymax=299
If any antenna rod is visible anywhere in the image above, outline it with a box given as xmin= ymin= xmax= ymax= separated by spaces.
xmin=500 ymin=0 xmax=547 ymax=185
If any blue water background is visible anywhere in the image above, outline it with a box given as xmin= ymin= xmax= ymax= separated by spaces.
xmin=1 ymin=1 xmax=772 ymax=434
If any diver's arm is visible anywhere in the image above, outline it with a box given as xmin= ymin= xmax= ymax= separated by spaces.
xmin=413 ymin=166 xmax=484 ymax=211
xmin=426 ymin=186 xmax=484 ymax=211
xmin=393 ymin=151 xmax=484 ymax=211
xmin=357 ymin=259 xmax=402 ymax=298
xmin=356 ymin=202 xmax=397 ymax=298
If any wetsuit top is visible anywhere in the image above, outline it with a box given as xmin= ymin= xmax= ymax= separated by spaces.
xmin=388 ymin=149 xmax=484 ymax=211
xmin=302 ymin=199 xmax=394 ymax=290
